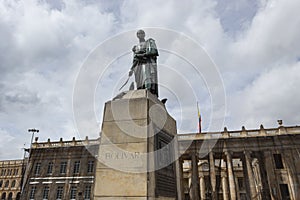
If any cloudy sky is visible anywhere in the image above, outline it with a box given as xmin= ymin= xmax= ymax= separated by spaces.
xmin=1 ymin=0 xmax=300 ymax=159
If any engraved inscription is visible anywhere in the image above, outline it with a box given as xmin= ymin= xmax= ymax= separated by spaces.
xmin=105 ymin=152 xmax=140 ymax=160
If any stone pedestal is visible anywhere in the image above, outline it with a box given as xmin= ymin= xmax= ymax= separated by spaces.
xmin=94 ymin=90 xmax=181 ymax=199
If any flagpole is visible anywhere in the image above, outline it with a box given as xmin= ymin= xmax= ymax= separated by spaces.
xmin=197 ymin=102 xmax=202 ymax=134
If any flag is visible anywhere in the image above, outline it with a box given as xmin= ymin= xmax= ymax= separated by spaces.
xmin=197 ymin=102 xmax=202 ymax=133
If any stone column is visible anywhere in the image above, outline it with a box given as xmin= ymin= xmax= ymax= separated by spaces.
xmin=264 ymin=151 xmax=279 ymax=199
xmin=225 ymin=151 xmax=237 ymax=200
xmin=175 ymin=157 xmax=184 ymax=200
xmin=190 ymin=153 xmax=200 ymax=200
xmin=255 ymin=152 xmax=271 ymax=200
xmin=209 ymin=152 xmax=217 ymax=199
xmin=199 ymin=175 xmax=206 ymax=200
xmin=222 ymin=175 xmax=229 ymax=200
xmin=244 ymin=151 xmax=257 ymax=199
xmin=282 ymin=149 xmax=299 ymax=200
xmin=252 ymin=160 xmax=262 ymax=197
xmin=188 ymin=174 xmax=192 ymax=194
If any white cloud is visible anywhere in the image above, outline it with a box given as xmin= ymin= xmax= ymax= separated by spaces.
xmin=0 ymin=128 xmax=24 ymax=159
xmin=219 ymin=0 xmax=300 ymax=129
xmin=227 ymin=62 xmax=300 ymax=129
xmin=0 ymin=0 xmax=116 ymax=159
xmin=228 ymin=0 xmax=300 ymax=70
xmin=0 ymin=0 xmax=300 ymax=159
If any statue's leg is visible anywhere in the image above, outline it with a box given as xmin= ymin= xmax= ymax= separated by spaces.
xmin=150 ymin=64 xmax=158 ymax=97
xmin=135 ymin=64 xmax=145 ymax=90
xmin=144 ymin=64 xmax=152 ymax=90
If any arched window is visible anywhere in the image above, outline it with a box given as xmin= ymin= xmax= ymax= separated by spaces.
xmin=4 ymin=180 xmax=9 ymax=188
xmin=16 ymin=192 xmax=21 ymax=200
xmin=8 ymin=192 xmax=13 ymax=200
xmin=0 ymin=180 xmax=3 ymax=187
xmin=11 ymin=180 xmax=16 ymax=188
xmin=1 ymin=192 xmax=6 ymax=200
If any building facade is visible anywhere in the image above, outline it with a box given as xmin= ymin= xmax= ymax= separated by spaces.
xmin=179 ymin=124 xmax=300 ymax=200
xmin=0 ymin=159 xmax=24 ymax=200
xmin=0 ymin=124 xmax=299 ymax=200
xmin=21 ymin=137 xmax=99 ymax=200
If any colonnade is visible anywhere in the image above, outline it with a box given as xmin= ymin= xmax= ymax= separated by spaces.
xmin=184 ymin=150 xmax=261 ymax=200
xmin=178 ymin=125 xmax=300 ymax=200
xmin=181 ymin=145 xmax=300 ymax=200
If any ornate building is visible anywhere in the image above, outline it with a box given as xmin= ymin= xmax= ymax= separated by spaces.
xmin=0 ymin=159 xmax=24 ymax=200
xmin=0 ymin=123 xmax=299 ymax=200
xmin=21 ymin=137 xmax=99 ymax=200
xmin=178 ymin=123 xmax=300 ymax=200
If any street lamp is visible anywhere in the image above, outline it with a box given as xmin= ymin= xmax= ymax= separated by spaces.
xmin=20 ymin=129 xmax=39 ymax=196
xmin=28 ymin=129 xmax=39 ymax=148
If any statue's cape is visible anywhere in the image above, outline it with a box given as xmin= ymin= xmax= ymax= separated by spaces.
xmin=146 ymin=38 xmax=159 ymax=56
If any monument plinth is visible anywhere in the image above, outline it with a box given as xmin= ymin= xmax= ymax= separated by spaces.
xmin=94 ymin=90 xmax=182 ymax=199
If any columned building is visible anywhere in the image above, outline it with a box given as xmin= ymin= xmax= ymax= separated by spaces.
xmin=179 ymin=124 xmax=300 ymax=200
xmin=0 ymin=124 xmax=299 ymax=200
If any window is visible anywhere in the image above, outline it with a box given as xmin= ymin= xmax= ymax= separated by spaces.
xmin=11 ymin=180 xmax=16 ymax=188
xmin=273 ymin=154 xmax=284 ymax=169
xmin=34 ymin=163 xmax=41 ymax=175
xmin=240 ymin=193 xmax=247 ymax=200
xmin=279 ymin=184 xmax=290 ymax=200
xmin=16 ymin=192 xmax=21 ymax=200
xmin=43 ymin=186 xmax=50 ymax=199
xmin=60 ymin=162 xmax=67 ymax=174
xmin=204 ymin=176 xmax=211 ymax=191
xmin=29 ymin=186 xmax=36 ymax=199
xmin=87 ymin=161 xmax=94 ymax=173
xmin=0 ymin=180 xmax=3 ymax=187
xmin=73 ymin=161 xmax=80 ymax=174
xmin=47 ymin=162 xmax=53 ymax=174
xmin=216 ymin=175 xmax=221 ymax=190
xmin=238 ymin=177 xmax=245 ymax=190
xmin=70 ymin=186 xmax=77 ymax=199
xmin=5 ymin=180 xmax=9 ymax=188
xmin=8 ymin=192 xmax=13 ymax=200
xmin=56 ymin=186 xmax=64 ymax=200
xmin=84 ymin=185 xmax=91 ymax=200
xmin=22 ymin=167 xmax=25 ymax=175
xmin=1 ymin=169 xmax=5 ymax=176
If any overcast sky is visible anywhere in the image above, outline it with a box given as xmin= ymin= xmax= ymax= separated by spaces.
xmin=1 ymin=0 xmax=300 ymax=160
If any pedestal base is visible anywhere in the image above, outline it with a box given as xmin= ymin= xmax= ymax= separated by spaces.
xmin=93 ymin=90 xmax=181 ymax=199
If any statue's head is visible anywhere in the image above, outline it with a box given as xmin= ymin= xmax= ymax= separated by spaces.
xmin=136 ymin=29 xmax=145 ymax=40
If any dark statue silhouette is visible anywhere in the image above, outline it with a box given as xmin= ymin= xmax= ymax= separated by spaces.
xmin=129 ymin=30 xmax=159 ymax=97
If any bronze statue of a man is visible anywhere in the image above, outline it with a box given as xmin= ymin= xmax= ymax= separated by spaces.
xmin=129 ymin=30 xmax=159 ymax=97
